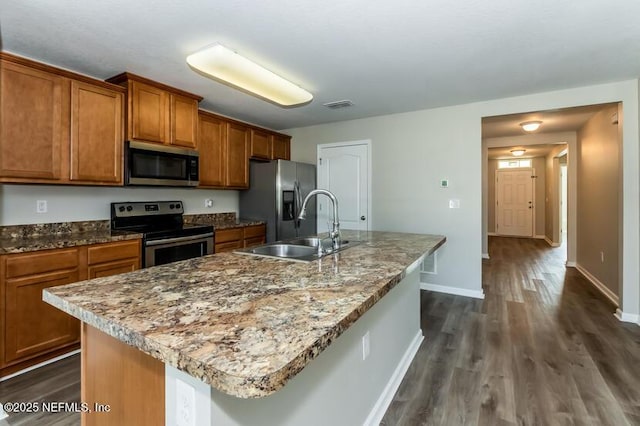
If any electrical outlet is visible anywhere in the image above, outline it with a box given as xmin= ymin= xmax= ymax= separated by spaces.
xmin=175 ymin=378 xmax=195 ymax=426
xmin=362 ymin=331 xmax=370 ymax=360
xmin=36 ymin=200 xmax=47 ymax=213
xmin=449 ymin=199 xmax=460 ymax=209
xmin=204 ymin=199 xmax=214 ymax=208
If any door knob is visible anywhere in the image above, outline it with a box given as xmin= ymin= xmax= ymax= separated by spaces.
xmin=360 ymin=216 xmax=366 ymax=221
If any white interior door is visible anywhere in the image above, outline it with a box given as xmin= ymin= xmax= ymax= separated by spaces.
xmin=317 ymin=142 xmax=370 ymax=232
xmin=496 ymin=169 xmax=533 ymax=237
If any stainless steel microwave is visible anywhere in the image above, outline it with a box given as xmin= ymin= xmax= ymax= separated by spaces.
xmin=125 ymin=141 xmax=199 ymax=187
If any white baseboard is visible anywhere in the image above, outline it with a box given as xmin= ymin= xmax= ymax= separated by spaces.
xmin=615 ymin=309 xmax=640 ymax=324
xmin=534 ymin=234 xmax=546 ymax=239
xmin=482 ymin=253 xmax=490 ymax=259
xmin=0 ymin=349 xmax=80 ymax=383
xmin=544 ymin=236 xmax=561 ymax=247
xmin=420 ymin=283 xmax=485 ymax=299
xmin=487 ymin=232 xmax=497 ymax=236
xmin=575 ymin=264 xmax=619 ymax=307
xmin=566 ymin=261 xmax=577 ymax=267
xmin=364 ymin=330 xmax=424 ymax=426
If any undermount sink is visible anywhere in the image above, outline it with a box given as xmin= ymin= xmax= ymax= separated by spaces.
xmin=234 ymin=237 xmax=360 ymax=262
xmin=285 ymin=237 xmax=324 ymax=248
xmin=248 ymin=244 xmax=318 ymax=258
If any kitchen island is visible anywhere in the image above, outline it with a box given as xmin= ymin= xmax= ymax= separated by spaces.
xmin=44 ymin=230 xmax=445 ymax=425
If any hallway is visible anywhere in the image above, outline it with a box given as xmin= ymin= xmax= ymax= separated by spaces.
xmin=382 ymin=236 xmax=640 ymax=425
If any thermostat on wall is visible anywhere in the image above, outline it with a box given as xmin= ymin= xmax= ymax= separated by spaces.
xmin=440 ymin=179 xmax=449 ymax=188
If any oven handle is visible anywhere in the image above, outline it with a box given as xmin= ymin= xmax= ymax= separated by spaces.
xmin=145 ymin=232 xmax=214 ymax=247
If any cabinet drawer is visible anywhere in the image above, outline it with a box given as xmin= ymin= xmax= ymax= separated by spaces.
xmin=88 ymin=258 xmax=139 ymax=279
xmin=244 ymin=236 xmax=265 ymax=248
xmin=215 ymin=240 xmax=243 ymax=253
xmin=243 ymin=224 xmax=266 ymax=239
xmin=215 ymin=228 xmax=243 ymax=243
xmin=4 ymin=248 xmax=79 ymax=279
xmin=87 ymin=240 xmax=140 ymax=265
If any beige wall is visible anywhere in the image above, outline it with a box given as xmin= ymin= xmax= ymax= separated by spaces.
xmin=487 ymin=159 xmax=497 ymax=233
xmin=544 ymin=145 xmax=568 ymax=244
xmin=286 ymin=80 xmax=640 ymax=316
xmin=487 ymin=157 xmax=545 ymax=236
xmin=576 ymin=104 xmax=620 ymax=296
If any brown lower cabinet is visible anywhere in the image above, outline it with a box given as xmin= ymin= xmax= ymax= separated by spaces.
xmin=82 ymin=324 xmax=164 ymax=426
xmin=215 ymin=224 xmax=266 ymax=253
xmin=0 ymin=239 xmax=141 ymax=377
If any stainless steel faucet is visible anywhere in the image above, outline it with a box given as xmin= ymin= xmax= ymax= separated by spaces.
xmin=298 ymin=189 xmax=341 ymax=251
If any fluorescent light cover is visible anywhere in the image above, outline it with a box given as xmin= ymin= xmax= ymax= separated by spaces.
xmin=511 ymin=149 xmax=526 ymax=156
xmin=187 ymin=44 xmax=312 ymax=107
xmin=520 ymin=121 xmax=542 ymax=132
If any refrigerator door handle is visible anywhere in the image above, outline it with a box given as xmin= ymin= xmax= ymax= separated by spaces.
xmin=294 ymin=181 xmax=300 ymax=230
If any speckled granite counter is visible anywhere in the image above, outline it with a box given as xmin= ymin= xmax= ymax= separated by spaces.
xmin=0 ymin=221 xmax=142 ymax=254
xmin=183 ymin=212 xmax=265 ymax=230
xmin=44 ymin=230 xmax=445 ymax=398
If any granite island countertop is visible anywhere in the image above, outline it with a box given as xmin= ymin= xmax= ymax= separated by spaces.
xmin=44 ymin=230 xmax=445 ymax=398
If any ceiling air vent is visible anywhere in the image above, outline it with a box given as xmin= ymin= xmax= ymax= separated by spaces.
xmin=323 ymin=100 xmax=354 ymax=110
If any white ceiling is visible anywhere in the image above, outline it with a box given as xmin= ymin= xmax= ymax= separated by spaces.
xmin=2 ymin=0 xmax=640 ymax=131
xmin=482 ymin=103 xmax=616 ymax=138
xmin=488 ymin=144 xmax=564 ymax=160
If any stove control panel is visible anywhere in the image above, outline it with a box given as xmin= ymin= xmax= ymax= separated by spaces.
xmin=111 ymin=201 xmax=185 ymax=218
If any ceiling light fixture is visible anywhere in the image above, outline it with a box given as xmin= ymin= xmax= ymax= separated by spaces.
xmin=520 ymin=121 xmax=542 ymax=132
xmin=186 ymin=44 xmax=313 ymax=107
xmin=511 ymin=149 xmax=526 ymax=157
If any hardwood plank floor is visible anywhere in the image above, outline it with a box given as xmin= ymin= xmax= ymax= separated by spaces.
xmin=382 ymin=236 xmax=640 ymax=426
xmin=0 ymin=354 xmax=80 ymax=425
xmin=2 ymin=237 xmax=639 ymax=425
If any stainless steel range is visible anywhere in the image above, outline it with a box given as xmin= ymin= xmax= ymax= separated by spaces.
xmin=111 ymin=201 xmax=214 ymax=268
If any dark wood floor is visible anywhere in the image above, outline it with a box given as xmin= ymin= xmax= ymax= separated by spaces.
xmin=382 ymin=236 xmax=640 ymax=426
xmin=2 ymin=237 xmax=639 ymax=425
xmin=0 ymin=354 xmax=80 ymax=425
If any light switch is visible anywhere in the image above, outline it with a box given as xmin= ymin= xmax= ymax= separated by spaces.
xmin=449 ymin=199 xmax=460 ymax=209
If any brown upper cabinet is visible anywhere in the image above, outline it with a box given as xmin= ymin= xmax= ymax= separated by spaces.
xmin=198 ymin=111 xmax=250 ymax=189
xmin=250 ymin=128 xmax=272 ymax=160
xmin=0 ymin=53 xmax=125 ymax=185
xmin=271 ymin=134 xmax=291 ymax=160
xmin=225 ymin=121 xmax=250 ymax=188
xmin=107 ymin=73 xmax=201 ymax=149
xmin=198 ymin=111 xmax=226 ymax=187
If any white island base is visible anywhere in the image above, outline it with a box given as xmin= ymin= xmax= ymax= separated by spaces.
xmin=164 ymin=265 xmax=423 ymax=426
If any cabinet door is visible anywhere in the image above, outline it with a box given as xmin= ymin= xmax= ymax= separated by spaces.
xmin=171 ymin=94 xmax=198 ymax=148
xmin=215 ymin=240 xmax=244 ymax=253
xmin=88 ymin=259 xmax=139 ymax=279
xmin=4 ymin=269 xmax=80 ymax=364
xmin=250 ymin=129 xmax=271 ymax=160
xmin=130 ymin=81 xmax=167 ymax=143
xmin=0 ymin=60 xmax=68 ymax=180
xmin=271 ymin=134 xmax=291 ymax=160
xmin=70 ymin=81 xmax=124 ymax=184
xmin=198 ymin=113 xmax=226 ymax=187
xmin=225 ymin=122 xmax=249 ymax=188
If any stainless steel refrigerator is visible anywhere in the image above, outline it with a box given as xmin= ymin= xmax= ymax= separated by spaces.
xmin=240 ymin=160 xmax=316 ymax=242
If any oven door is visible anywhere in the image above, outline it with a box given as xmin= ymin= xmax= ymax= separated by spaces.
xmin=144 ymin=233 xmax=214 ymax=268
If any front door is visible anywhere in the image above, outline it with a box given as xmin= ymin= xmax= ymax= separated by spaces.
xmin=317 ymin=141 xmax=370 ymax=232
xmin=496 ymin=169 xmax=533 ymax=237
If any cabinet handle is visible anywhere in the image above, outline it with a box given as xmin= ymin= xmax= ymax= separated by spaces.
xmin=360 ymin=216 xmax=366 ymax=221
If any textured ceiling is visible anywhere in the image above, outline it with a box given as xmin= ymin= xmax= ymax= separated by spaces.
xmin=2 ymin=0 xmax=639 ymax=130
xmin=488 ymin=144 xmax=565 ymax=160
xmin=482 ymin=103 xmax=617 ymax=138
